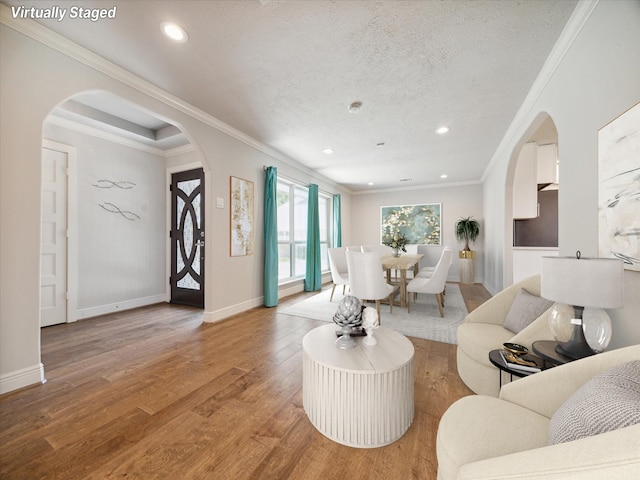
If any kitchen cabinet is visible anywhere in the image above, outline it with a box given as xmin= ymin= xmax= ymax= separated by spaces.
xmin=537 ymin=144 xmax=558 ymax=184
xmin=513 ymin=142 xmax=538 ymax=219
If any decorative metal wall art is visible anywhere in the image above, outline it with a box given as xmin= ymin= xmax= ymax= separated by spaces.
xmin=98 ymin=202 xmax=140 ymax=221
xmin=93 ymin=178 xmax=140 ymax=220
xmin=93 ymin=179 xmax=136 ymax=189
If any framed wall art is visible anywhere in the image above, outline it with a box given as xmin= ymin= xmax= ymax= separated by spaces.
xmin=380 ymin=203 xmax=441 ymax=245
xmin=598 ymin=101 xmax=640 ymax=271
xmin=230 ymin=176 xmax=255 ymax=256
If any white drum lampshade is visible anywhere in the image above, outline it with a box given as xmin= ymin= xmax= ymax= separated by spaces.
xmin=541 ymin=253 xmax=623 ymax=359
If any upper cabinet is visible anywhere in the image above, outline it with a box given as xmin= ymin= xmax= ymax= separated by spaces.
xmin=513 ymin=142 xmax=558 ymax=219
xmin=537 ymin=143 xmax=558 ymax=185
xmin=513 ymin=142 xmax=538 ymax=219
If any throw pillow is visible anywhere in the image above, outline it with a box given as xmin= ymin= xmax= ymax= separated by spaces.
xmin=503 ymin=288 xmax=554 ymax=333
xmin=548 ymin=360 xmax=640 ymax=445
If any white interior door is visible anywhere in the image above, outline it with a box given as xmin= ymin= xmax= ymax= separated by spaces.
xmin=40 ymin=146 xmax=68 ymax=327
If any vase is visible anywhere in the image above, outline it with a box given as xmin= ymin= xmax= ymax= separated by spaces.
xmin=392 ymin=248 xmax=401 ymax=257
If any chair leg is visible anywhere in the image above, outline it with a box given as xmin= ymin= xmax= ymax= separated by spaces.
xmin=342 ymin=285 xmax=346 ymax=295
xmin=389 ymin=294 xmax=393 ymax=313
xmin=407 ymin=292 xmax=411 ymax=313
xmin=330 ymin=284 xmax=336 ymax=302
xmin=436 ymin=293 xmax=444 ymax=317
xmin=376 ymin=300 xmax=381 ymax=319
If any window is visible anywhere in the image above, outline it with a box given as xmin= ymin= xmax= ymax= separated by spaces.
xmin=277 ymin=179 xmax=331 ymax=282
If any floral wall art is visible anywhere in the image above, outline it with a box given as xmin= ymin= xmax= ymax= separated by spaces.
xmin=381 ymin=203 xmax=441 ymax=245
xmin=230 ymin=176 xmax=254 ymax=256
xmin=598 ymin=101 xmax=640 ymax=271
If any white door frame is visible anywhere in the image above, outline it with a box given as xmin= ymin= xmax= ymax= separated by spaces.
xmin=41 ymin=139 xmax=78 ymax=324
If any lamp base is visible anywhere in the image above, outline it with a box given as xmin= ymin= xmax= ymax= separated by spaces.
xmin=555 ymin=320 xmax=595 ymax=360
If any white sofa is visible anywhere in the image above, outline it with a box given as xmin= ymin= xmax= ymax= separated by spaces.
xmin=456 ymin=275 xmax=556 ymax=397
xmin=437 ymin=343 xmax=640 ymax=480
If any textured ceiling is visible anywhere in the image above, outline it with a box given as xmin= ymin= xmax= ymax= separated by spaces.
xmin=7 ymin=0 xmax=578 ymax=191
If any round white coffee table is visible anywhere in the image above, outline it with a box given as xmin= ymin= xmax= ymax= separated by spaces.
xmin=302 ymin=324 xmax=414 ymax=448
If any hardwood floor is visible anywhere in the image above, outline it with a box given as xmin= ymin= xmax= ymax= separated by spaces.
xmin=0 ymin=282 xmax=491 ymax=479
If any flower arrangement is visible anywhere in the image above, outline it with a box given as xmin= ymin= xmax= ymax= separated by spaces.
xmin=382 ymin=230 xmax=409 ymax=253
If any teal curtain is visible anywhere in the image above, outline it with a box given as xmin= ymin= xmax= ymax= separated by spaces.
xmin=333 ymin=194 xmax=342 ymax=247
xmin=263 ymin=166 xmax=278 ymax=307
xmin=305 ymin=184 xmax=321 ymax=291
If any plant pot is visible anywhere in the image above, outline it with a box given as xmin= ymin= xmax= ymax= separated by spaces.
xmin=458 ymin=250 xmax=476 ymax=284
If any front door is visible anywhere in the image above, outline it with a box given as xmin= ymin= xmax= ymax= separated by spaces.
xmin=170 ymin=168 xmax=205 ymax=308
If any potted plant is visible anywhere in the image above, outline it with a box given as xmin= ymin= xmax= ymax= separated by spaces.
xmin=454 ymin=217 xmax=480 ymax=284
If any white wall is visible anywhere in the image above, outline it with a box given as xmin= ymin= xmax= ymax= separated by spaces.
xmin=482 ymin=1 xmax=640 ymax=349
xmin=43 ymin=122 xmax=167 ymax=318
xmin=0 ymin=15 xmax=347 ymax=393
xmin=351 ymin=183 xmax=484 ymax=282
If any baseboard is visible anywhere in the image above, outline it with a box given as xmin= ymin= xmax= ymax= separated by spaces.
xmin=203 ymin=276 xmax=332 ymax=323
xmin=76 ymin=294 xmax=166 ymax=320
xmin=0 ymin=363 xmax=45 ymax=395
xmin=204 ymin=296 xmax=265 ymax=323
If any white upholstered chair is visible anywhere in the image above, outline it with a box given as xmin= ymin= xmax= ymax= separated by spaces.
xmin=328 ymin=247 xmax=350 ymax=301
xmin=406 ymin=248 xmax=452 ymax=316
xmin=416 ymin=247 xmax=452 ymax=278
xmin=346 ymin=251 xmax=398 ymax=320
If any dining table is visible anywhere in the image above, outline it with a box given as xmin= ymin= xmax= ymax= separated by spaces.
xmin=381 ymin=253 xmax=424 ymax=307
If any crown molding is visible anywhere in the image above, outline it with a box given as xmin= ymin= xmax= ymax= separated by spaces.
xmin=481 ymin=0 xmax=599 ymax=182
xmin=45 ymin=115 xmax=176 ymax=156
xmin=0 ymin=3 xmax=341 ymax=190
xmin=352 ymin=179 xmax=482 ymax=196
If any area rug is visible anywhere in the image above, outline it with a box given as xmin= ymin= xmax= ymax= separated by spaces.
xmin=281 ymin=284 xmax=468 ymax=344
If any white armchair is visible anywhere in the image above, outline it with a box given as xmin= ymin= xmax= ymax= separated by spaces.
xmin=456 ymin=275 xmax=556 ymax=397
xmin=437 ymin=343 xmax=640 ymax=480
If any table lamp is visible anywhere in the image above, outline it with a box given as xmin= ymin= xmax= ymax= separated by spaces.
xmin=541 ymin=252 xmax=623 ymax=360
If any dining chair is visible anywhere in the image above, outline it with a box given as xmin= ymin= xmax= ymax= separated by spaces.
xmin=346 ymin=246 xmax=362 ymax=252
xmin=406 ymin=248 xmax=452 ymax=317
xmin=328 ymin=247 xmax=350 ymax=301
xmin=346 ymin=251 xmax=399 ymax=320
xmin=415 ymin=247 xmax=452 ymax=278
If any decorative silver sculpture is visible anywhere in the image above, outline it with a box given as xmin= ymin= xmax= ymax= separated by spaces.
xmin=333 ymin=295 xmax=362 ymax=349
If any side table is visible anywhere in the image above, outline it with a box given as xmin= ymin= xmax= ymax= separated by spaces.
xmin=489 ymin=349 xmax=543 ymax=390
xmin=532 ymin=340 xmax=574 ymax=368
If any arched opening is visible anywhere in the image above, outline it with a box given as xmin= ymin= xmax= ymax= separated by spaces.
xmin=40 ymin=90 xmax=205 ymax=327
xmin=505 ymin=113 xmax=559 ymax=286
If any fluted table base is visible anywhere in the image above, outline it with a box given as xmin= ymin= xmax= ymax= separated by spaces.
xmin=302 ymin=324 xmax=414 ymax=448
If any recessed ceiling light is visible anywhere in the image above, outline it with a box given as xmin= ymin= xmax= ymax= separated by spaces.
xmin=368 ymin=182 xmax=374 ymax=186
xmin=322 ymin=148 xmax=334 ymax=155
xmin=436 ymin=126 xmax=450 ymax=135
xmin=348 ymin=102 xmax=362 ymax=113
xmin=161 ymin=22 xmax=188 ymax=43
xmin=440 ymin=174 xmax=448 ymax=179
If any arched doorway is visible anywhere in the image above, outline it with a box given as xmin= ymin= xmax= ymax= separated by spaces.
xmin=40 ymin=90 xmax=204 ymax=326
xmin=506 ymin=114 xmax=559 ymax=285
